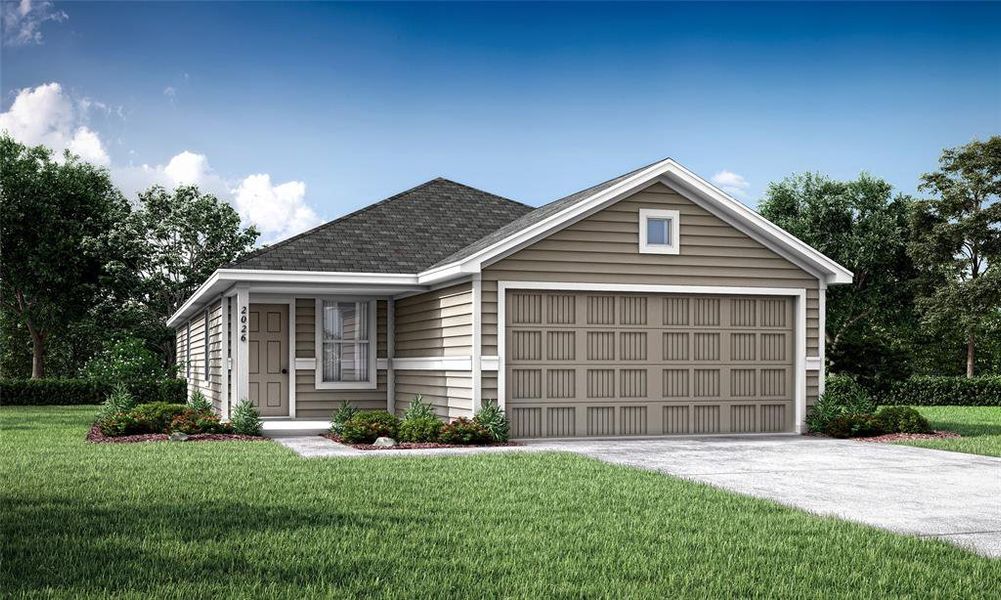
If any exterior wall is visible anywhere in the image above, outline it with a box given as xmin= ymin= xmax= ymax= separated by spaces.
xmin=393 ymin=282 xmax=475 ymax=417
xmin=293 ymin=298 xmax=389 ymax=418
xmin=207 ymin=300 xmax=224 ymax=412
xmin=481 ymin=181 xmax=824 ymax=405
xmin=175 ymin=301 xmax=224 ymax=408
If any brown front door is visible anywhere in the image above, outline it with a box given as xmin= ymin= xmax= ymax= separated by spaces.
xmin=248 ymin=303 xmax=289 ymax=417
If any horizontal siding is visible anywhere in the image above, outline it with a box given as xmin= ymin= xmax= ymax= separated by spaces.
xmin=207 ymin=301 xmax=223 ymax=412
xmin=394 ymin=283 xmax=473 ymax=358
xmin=295 ymin=370 xmax=387 ymax=418
xmin=482 ymin=181 xmax=823 ymax=406
xmin=395 ymin=370 xmax=473 ymax=419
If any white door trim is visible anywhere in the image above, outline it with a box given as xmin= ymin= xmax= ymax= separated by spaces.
xmin=496 ymin=281 xmax=809 ymax=433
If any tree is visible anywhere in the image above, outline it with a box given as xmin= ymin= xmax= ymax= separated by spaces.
xmin=911 ymin=136 xmax=1001 ymax=377
xmin=128 ymin=185 xmax=258 ymax=366
xmin=759 ymin=172 xmax=919 ymax=390
xmin=0 ymin=136 xmax=132 ymax=378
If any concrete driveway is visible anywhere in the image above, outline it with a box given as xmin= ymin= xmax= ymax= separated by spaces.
xmin=523 ymin=436 xmax=1001 ymax=557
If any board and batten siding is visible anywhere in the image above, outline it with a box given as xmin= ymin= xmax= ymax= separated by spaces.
xmin=292 ymin=298 xmax=389 ymax=417
xmin=481 ymin=181 xmax=824 ymax=405
xmin=392 ymin=282 xmax=475 ymax=418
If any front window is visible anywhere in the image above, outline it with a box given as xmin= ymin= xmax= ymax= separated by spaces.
xmin=320 ymin=300 xmax=370 ymax=383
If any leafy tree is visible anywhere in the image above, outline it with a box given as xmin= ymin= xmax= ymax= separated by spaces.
xmin=127 ymin=185 xmax=258 ymax=366
xmin=911 ymin=136 xmax=1001 ymax=377
xmin=0 ymin=136 xmax=132 ymax=378
xmin=759 ymin=173 xmax=919 ymax=390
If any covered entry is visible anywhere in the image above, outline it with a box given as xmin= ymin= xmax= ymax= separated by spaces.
xmin=502 ymin=288 xmax=803 ymax=438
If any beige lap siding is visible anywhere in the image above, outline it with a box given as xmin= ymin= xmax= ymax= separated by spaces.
xmin=481 ymin=181 xmax=823 ymax=406
xmin=293 ymin=298 xmax=389 ymax=417
xmin=392 ymin=282 xmax=475 ymax=417
xmin=395 ymin=371 xmax=473 ymax=419
xmin=178 ymin=301 xmax=223 ymax=408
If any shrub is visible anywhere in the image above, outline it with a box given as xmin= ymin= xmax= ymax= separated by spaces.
xmin=439 ymin=417 xmax=493 ymax=445
xmin=340 ymin=411 xmax=399 ymax=444
xmin=231 ymin=398 xmax=262 ymax=436
xmin=806 ymin=374 xmax=875 ymax=433
xmin=96 ymin=384 xmax=137 ymax=423
xmin=874 ymin=406 xmax=931 ymax=434
xmin=98 ymin=411 xmax=142 ymax=436
xmin=330 ymin=401 xmax=359 ymax=435
xmin=398 ymin=416 xmax=443 ymax=443
xmin=80 ymin=336 xmax=172 ymax=384
xmin=169 ymin=408 xmax=233 ymax=435
xmin=188 ymin=390 xmax=212 ymax=412
xmin=0 ymin=378 xmax=186 ymax=406
xmin=129 ymin=402 xmax=188 ymax=433
xmin=824 ymin=414 xmax=883 ymax=439
xmin=473 ymin=400 xmax=510 ymax=442
xmin=402 ymin=394 xmax=437 ymax=421
xmin=883 ymin=376 xmax=1001 ymax=407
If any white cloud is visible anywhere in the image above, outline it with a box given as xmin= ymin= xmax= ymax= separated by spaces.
xmin=233 ymin=174 xmax=321 ymax=241
xmin=711 ymin=170 xmax=750 ymax=198
xmin=115 ymin=153 xmax=321 ymax=244
xmin=0 ymin=82 xmax=110 ymax=165
xmin=163 ymin=86 xmax=176 ymax=98
xmin=2 ymin=0 xmax=68 ymax=46
xmin=3 ymin=80 xmax=322 ymax=244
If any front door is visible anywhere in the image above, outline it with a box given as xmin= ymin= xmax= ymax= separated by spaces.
xmin=248 ymin=303 xmax=289 ymax=417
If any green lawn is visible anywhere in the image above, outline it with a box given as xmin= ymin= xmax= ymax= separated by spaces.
xmin=894 ymin=406 xmax=1001 ymax=457
xmin=1 ymin=407 xmax=998 ymax=599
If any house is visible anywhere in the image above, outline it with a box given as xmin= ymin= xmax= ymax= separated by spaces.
xmin=167 ymin=158 xmax=852 ymax=438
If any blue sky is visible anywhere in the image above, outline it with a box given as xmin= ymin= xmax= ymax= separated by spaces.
xmin=2 ymin=1 xmax=999 ymax=242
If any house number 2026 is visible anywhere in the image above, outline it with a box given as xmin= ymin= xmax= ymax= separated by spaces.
xmin=240 ymin=306 xmax=248 ymax=342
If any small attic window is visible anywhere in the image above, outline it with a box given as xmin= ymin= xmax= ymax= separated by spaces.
xmin=639 ymin=208 xmax=680 ymax=255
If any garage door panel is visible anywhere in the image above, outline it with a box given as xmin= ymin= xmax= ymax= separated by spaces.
xmin=507 ymin=291 xmax=796 ymax=438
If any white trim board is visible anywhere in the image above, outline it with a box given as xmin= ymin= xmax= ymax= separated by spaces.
xmin=496 ymin=281 xmax=809 ymax=434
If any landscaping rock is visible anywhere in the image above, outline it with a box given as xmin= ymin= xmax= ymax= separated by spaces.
xmin=169 ymin=431 xmax=189 ymax=442
xmin=373 ymin=436 xmax=396 ymax=447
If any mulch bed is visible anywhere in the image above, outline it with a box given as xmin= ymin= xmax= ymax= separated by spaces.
xmin=87 ymin=425 xmax=268 ymax=444
xmin=856 ymin=430 xmax=961 ymax=444
xmin=321 ymin=432 xmax=518 ymax=451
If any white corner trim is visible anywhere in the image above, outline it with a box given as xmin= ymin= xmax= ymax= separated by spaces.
xmin=638 ymin=208 xmax=680 ymax=255
xmin=387 ymin=298 xmax=396 ymax=414
xmin=818 ymin=282 xmax=827 ymax=396
xmin=472 ymin=274 xmax=483 ymax=413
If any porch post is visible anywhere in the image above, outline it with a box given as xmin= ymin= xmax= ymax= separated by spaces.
xmin=386 ymin=298 xmax=395 ymax=415
xmin=233 ymin=285 xmax=251 ymax=405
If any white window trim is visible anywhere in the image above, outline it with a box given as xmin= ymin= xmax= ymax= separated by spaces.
xmin=314 ymin=298 xmax=378 ymax=390
xmin=638 ymin=208 xmax=680 ymax=255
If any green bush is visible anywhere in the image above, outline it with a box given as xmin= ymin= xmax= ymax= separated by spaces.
xmin=874 ymin=406 xmax=931 ymax=434
xmin=824 ymin=414 xmax=883 ymax=439
xmin=402 ymin=394 xmax=437 ymax=421
xmin=169 ymin=409 xmax=232 ymax=435
xmin=231 ymin=398 xmax=262 ymax=436
xmin=806 ymin=375 xmax=875 ymax=433
xmin=330 ymin=401 xmax=359 ymax=435
xmin=439 ymin=418 xmax=493 ymax=445
xmin=473 ymin=400 xmax=510 ymax=442
xmin=340 ymin=411 xmax=399 ymax=444
xmin=884 ymin=376 xmax=1001 ymax=407
xmin=80 ymin=336 xmax=172 ymax=385
xmin=398 ymin=416 xmax=443 ymax=443
xmin=95 ymin=384 xmax=137 ymax=423
xmin=188 ymin=390 xmax=213 ymax=412
xmin=0 ymin=378 xmax=186 ymax=406
xmin=128 ymin=402 xmax=188 ymax=433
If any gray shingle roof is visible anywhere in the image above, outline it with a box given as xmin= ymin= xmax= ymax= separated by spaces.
xmin=228 ymin=178 xmax=534 ymax=273
xmin=428 ymin=159 xmax=665 ymax=269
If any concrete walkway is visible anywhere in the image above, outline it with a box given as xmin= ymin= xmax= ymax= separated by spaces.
xmin=273 ymin=434 xmax=1001 ymax=557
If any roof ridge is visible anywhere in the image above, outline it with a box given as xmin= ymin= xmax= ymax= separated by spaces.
xmin=432 ymin=177 xmax=535 ymax=210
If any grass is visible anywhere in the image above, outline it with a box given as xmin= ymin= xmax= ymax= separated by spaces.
xmin=2 ymin=407 xmax=999 ymax=599
xmin=893 ymin=406 xmax=1001 ymax=458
